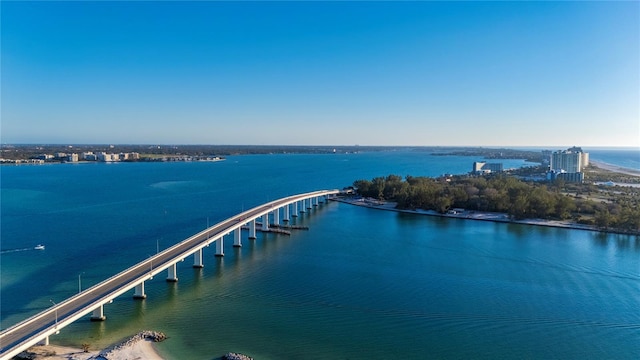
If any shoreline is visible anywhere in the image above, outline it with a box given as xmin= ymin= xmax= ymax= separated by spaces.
xmin=334 ymin=198 xmax=636 ymax=236
xmin=590 ymin=160 xmax=640 ymax=178
xmin=21 ymin=331 xmax=164 ymax=360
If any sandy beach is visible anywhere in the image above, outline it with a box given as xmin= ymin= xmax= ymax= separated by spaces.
xmin=336 ymin=159 xmax=640 ymax=234
xmin=20 ymin=331 xmax=255 ymax=360
xmin=21 ymin=332 xmax=164 ymax=360
xmin=335 ymin=198 xmax=601 ymax=233
xmin=590 ymin=160 xmax=640 ymax=177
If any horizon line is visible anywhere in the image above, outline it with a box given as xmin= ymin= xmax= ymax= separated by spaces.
xmin=1 ymin=143 xmax=639 ymax=150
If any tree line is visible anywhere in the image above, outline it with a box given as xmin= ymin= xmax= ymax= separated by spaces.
xmin=352 ymin=174 xmax=640 ymax=234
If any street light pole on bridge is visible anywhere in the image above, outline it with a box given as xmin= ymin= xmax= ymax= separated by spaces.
xmin=49 ymin=299 xmax=59 ymax=333
xmin=78 ymin=272 xmax=85 ymax=293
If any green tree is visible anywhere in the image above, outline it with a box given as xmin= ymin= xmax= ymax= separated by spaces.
xmin=594 ymin=210 xmax=612 ymax=229
xmin=554 ymin=195 xmax=575 ymax=220
xmin=372 ymin=177 xmax=386 ymax=200
xmin=383 ymin=175 xmax=404 ymax=200
xmin=353 ymin=179 xmax=373 ymax=197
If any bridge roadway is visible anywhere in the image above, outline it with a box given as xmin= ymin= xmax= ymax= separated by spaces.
xmin=0 ymin=189 xmax=339 ymax=359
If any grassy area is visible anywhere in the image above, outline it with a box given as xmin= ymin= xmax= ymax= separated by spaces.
xmin=583 ymin=164 xmax=640 ymax=184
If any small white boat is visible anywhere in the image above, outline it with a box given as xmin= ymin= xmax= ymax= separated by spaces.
xmin=34 ymin=244 xmax=45 ymax=250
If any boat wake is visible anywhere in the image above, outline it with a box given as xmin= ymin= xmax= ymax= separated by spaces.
xmin=0 ymin=247 xmax=33 ymax=254
xmin=0 ymin=245 xmax=45 ymax=254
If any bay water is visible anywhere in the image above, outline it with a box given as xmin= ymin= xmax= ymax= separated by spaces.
xmin=1 ymin=150 xmax=638 ymax=359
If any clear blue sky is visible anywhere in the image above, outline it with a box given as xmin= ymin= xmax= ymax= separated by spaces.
xmin=2 ymin=1 xmax=638 ymax=147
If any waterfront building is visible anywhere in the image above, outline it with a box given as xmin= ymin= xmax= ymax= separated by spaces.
xmin=472 ymin=161 xmax=503 ymax=174
xmin=97 ymin=152 xmax=116 ymax=162
xmin=36 ymin=154 xmax=54 ymax=160
xmin=567 ymin=146 xmax=589 ymax=167
xmin=551 ymin=151 xmax=581 ymax=172
xmin=550 ymin=147 xmax=589 ymax=172
xmin=548 ymin=147 xmax=588 ymax=183
xmin=0 ymin=158 xmax=45 ymax=164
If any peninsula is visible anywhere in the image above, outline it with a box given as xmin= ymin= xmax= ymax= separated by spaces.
xmin=347 ymin=163 xmax=640 ymax=235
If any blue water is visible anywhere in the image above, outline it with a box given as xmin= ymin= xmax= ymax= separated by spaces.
xmin=1 ymin=150 xmax=638 ymax=359
xmin=587 ymin=148 xmax=640 ymax=171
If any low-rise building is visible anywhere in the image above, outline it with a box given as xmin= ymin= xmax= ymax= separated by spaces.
xmin=36 ymin=154 xmax=54 ymax=160
xmin=547 ymin=169 xmax=584 ymax=183
xmin=97 ymin=152 xmax=116 ymax=162
xmin=472 ymin=162 xmax=503 ymax=174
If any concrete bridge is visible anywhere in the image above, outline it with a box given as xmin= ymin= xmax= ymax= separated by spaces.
xmin=0 ymin=189 xmax=339 ymax=359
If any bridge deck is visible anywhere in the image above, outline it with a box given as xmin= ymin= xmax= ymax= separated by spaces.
xmin=0 ymin=189 xmax=339 ymax=359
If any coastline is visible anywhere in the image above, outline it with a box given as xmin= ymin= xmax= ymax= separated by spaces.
xmin=338 ymin=159 xmax=640 ymax=235
xmin=21 ymin=331 xmax=164 ymax=360
xmin=590 ymin=160 xmax=640 ymax=177
xmin=334 ymin=198 xmax=617 ymax=234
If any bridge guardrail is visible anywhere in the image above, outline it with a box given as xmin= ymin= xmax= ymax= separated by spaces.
xmin=1 ymin=190 xmax=339 ymax=358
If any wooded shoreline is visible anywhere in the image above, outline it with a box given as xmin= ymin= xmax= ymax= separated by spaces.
xmin=350 ymin=164 xmax=640 ymax=235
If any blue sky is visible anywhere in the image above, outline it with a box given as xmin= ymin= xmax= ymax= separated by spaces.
xmin=2 ymin=1 xmax=638 ymax=147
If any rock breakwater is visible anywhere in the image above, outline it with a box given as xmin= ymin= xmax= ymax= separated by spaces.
xmin=97 ymin=330 xmax=166 ymax=359
xmin=223 ymin=352 xmax=253 ymax=360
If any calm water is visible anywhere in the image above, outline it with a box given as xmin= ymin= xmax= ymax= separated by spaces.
xmin=1 ymin=150 xmax=638 ymax=359
xmin=588 ymin=148 xmax=640 ymax=171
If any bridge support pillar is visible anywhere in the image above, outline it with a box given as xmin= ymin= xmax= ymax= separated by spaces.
xmin=273 ymin=208 xmax=280 ymax=226
xmin=215 ymin=237 xmax=224 ymax=257
xmin=193 ymin=248 xmax=204 ymax=268
xmin=134 ymin=282 xmax=147 ymax=299
xmin=313 ymin=197 xmax=319 ymax=206
xmin=249 ymin=220 xmax=256 ymax=239
xmin=283 ymin=204 xmax=290 ymax=222
xmin=292 ymin=202 xmax=298 ymax=217
xmin=233 ymin=228 xmax=242 ymax=247
xmin=166 ymin=263 xmax=178 ymax=282
xmin=91 ymin=304 xmax=106 ymax=321
xmin=300 ymin=200 xmax=306 ymax=213
xmin=307 ymin=198 xmax=313 ymax=209
xmin=261 ymin=214 xmax=269 ymax=231
xmin=41 ymin=336 xmax=50 ymax=346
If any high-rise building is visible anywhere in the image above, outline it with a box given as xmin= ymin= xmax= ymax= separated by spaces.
xmin=566 ymin=146 xmax=589 ymax=167
xmin=548 ymin=147 xmax=589 ymax=183
xmin=550 ymin=147 xmax=589 ymax=173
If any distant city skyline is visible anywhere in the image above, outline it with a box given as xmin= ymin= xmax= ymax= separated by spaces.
xmin=2 ymin=1 xmax=638 ymax=147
